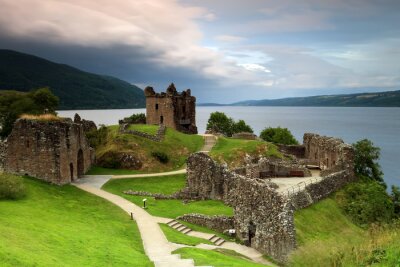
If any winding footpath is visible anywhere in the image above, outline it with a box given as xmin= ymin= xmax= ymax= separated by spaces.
xmin=73 ymin=134 xmax=273 ymax=267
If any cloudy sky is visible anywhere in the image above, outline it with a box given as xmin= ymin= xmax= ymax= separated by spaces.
xmin=0 ymin=0 xmax=399 ymax=103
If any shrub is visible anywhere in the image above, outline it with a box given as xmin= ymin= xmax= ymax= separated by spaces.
xmin=0 ymin=173 xmax=26 ymax=200
xmin=206 ymin=112 xmax=253 ymax=137
xmin=232 ymin=120 xmax=253 ymax=134
xmin=259 ymin=127 xmax=299 ymax=145
xmin=336 ymin=180 xmax=394 ymax=227
xmin=151 ymin=151 xmax=169 ymax=163
xmin=122 ymin=113 xmax=146 ymax=124
xmin=86 ymin=125 xmax=108 ymax=148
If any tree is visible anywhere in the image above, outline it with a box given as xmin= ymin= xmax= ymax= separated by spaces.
xmin=232 ymin=120 xmax=253 ymax=134
xmin=259 ymin=127 xmax=299 ymax=145
xmin=0 ymin=88 xmax=59 ymax=138
xmin=391 ymin=185 xmax=400 ymax=216
xmin=352 ymin=139 xmax=384 ymax=186
xmin=206 ymin=112 xmax=235 ymax=136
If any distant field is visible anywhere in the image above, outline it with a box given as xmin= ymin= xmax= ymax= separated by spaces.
xmin=0 ymin=176 xmax=152 ymax=267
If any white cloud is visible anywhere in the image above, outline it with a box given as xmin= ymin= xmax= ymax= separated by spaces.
xmin=238 ymin=63 xmax=271 ymax=73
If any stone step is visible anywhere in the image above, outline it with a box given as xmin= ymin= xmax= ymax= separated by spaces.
xmin=214 ymin=238 xmax=225 ymax=246
xmin=176 ymin=225 xmax=187 ymax=232
xmin=172 ymin=223 xmax=183 ymax=230
xmin=181 ymin=228 xmax=192 ymax=234
xmin=209 ymin=235 xmax=219 ymax=242
xmin=167 ymin=220 xmax=179 ymax=227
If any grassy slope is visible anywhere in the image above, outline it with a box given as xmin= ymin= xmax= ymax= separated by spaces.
xmin=159 ymin=224 xmax=213 ymax=246
xmin=173 ymin=248 xmax=269 ymax=267
xmin=92 ymin=125 xmax=203 ymax=174
xmin=128 ymin=124 xmax=158 ymax=135
xmin=102 ymin=174 xmax=233 ymax=219
xmin=209 ymin=137 xmax=282 ymax=168
xmin=289 ymin=197 xmax=400 ymax=266
xmin=0 ymin=176 xmax=152 ymax=267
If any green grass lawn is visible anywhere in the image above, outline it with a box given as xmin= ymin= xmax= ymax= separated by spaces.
xmin=159 ymin=224 xmax=213 ymax=246
xmin=102 ymin=175 xmax=233 ymax=219
xmin=93 ymin=125 xmax=203 ymax=174
xmin=0 ymin=176 xmax=152 ymax=267
xmin=209 ymin=137 xmax=282 ymax=168
xmin=172 ymin=247 xmax=270 ymax=267
xmin=289 ymin=197 xmax=400 ymax=266
xmin=128 ymin=124 xmax=159 ymax=135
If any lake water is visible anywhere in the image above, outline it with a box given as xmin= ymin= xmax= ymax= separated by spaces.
xmin=59 ymin=107 xmax=400 ymax=188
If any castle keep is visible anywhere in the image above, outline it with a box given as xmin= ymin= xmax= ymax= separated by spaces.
xmin=3 ymin=118 xmax=94 ymax=185
xmin=144 ymin=83 xmax=197 ymax=134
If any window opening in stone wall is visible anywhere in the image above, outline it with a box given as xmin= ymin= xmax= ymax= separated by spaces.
xmin=26 ymin=140 xmax=29 ymax=148
xmin=160 ymin=115 xmax=164 ymax=124
xmin=155 ymin=103 xmax=159 ymax=110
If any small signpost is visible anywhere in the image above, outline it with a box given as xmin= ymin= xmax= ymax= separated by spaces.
xmin=143 ymin=198 xmax=147 ymax=209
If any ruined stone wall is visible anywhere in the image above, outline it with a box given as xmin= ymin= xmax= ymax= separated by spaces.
xmin=232 ymin=132 xmax=258 ymax=140
xmin=289 ymin=170 xmax=355 ymax=210
xmin=185 ymin=153 xmax=296 ymax=263
xmin=277 ymin=144 xmax=306 ymax=158
xmin=4 ymin=119 xmax=93 ymax=185
xmin=177 ymin=214 xmax=235 ymax=233
xmin=0 ymin=140 xmax=6 ymax=172
xmin=304 ymin=133 xmax=354 ymax=171
xmin=74 ymin=113 xmax=97 ymax=133
xmin=119 ymin=123 xmax=166 ymax=142
xmin=144 ymin=83 xmax=197 ymax=134
xmin=245 ymin=158 xmax=312 ymax=179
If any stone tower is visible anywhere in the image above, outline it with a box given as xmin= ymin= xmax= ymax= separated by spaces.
xmin=144 ymin=83 xmax=197 ymax=134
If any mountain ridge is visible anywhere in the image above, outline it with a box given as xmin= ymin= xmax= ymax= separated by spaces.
xmin=198 ymin=90 xmax=400 ymax=107
xmin=0 ymin=49 xmax=145 ymax=109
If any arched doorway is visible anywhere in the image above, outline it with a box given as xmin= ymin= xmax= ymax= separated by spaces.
xmin=77 ymin=149 xmax=84 ymax=178
xmin=69 ymin=163 xmax=74 ymax=181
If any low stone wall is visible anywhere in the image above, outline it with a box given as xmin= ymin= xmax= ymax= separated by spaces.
xmin=277 ymin=144 xmax=306 ymax=158
xmin=232 ymin=132 xmax=258 ymax=140
xmin=245 ymin=157 xmax=312 ymax=179
xmin=119 ymin=123 xmax=166 ymax=142
xmin=290 ymin=170 xmax=356 ymax=210
xmin=177 ymin=214 xmax=235 ymax=233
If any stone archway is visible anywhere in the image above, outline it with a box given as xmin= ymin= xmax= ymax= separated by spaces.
xmin=77 ymin=149 xmax=84 ymax=177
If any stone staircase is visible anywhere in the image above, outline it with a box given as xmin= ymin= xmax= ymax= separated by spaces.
xmin=167 ymin=219 xmax=192 ymax=234
xmin=167 ymin=220 xmax=226 ymax=246
xmin=208 ymin=234 xmax=225 ymax=246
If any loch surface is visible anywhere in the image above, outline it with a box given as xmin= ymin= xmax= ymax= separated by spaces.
xmin=59 ymin=107 xmax=400 ymax=187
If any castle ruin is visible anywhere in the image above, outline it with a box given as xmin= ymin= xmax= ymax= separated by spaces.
xmin=179 ymin=133 xmax=355 ymax=263
xmin=3 ymin=118 xmax=94 ymax=185
xmin=144 ymin=83 xmax=197 ymax=134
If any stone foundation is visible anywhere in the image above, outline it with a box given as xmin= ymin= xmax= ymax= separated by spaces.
xmin=245 ymin=157 xmax=312 ymax=179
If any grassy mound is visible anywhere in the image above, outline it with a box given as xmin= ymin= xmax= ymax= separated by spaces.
xmin=0 ymin=176 xmax=152 ymax=267
xmin=102 ymin=174 xmax=233 ymax=218
xmin=172 ymin=247 xmax=269 ymax=267
xmin=91 ymin=125 xmax=203 ymax=174
xmin=289 ymin=197 xmax=400 ymax=266
xmin=209 ymin=137 xmax=282 ymax=168
xmin=159 ymin=224 xmax=213 ymax=246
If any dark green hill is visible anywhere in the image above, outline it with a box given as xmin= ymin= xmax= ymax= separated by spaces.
xmin=231 ymin=90 xmax=400 ymax=107
xmin=0 ymin=49 xmax=145 ymax=109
